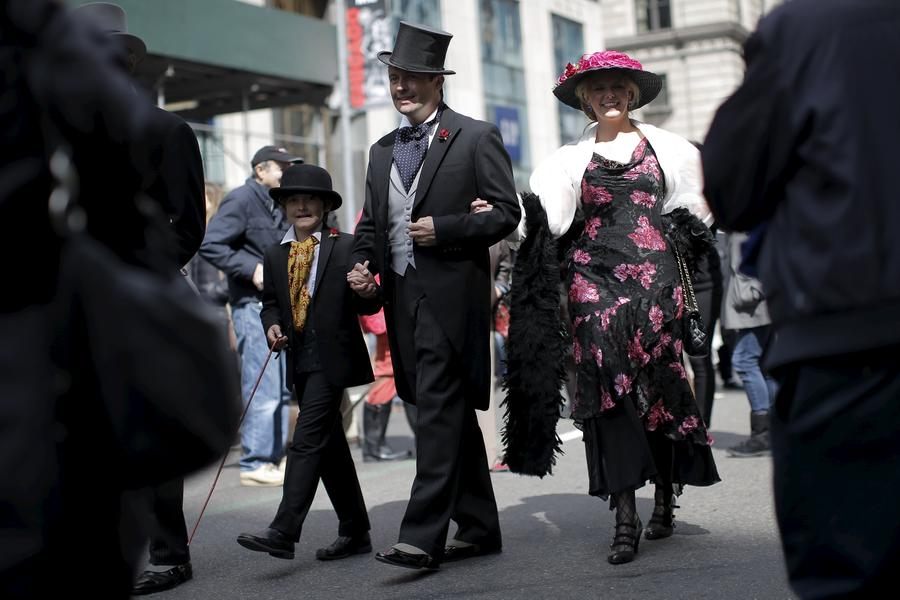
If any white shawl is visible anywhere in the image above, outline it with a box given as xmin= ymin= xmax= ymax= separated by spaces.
xmin=515 ymin=120 xmax=711 ymax=240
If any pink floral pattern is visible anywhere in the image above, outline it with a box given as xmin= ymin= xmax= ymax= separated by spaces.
xmin=590 ymin=343 xmax=603 ymax=367
xmin=649 ymin=305 xmax=664 ymax=332
xmin=584 ymin=217 xmax=602 ymax=240
xmin=630 ymin=190 xmax=656 ymax=208
xmin=614 ymin=373 xmax=633 ymax=397
xmin=600 ymin=297 xmax=630 ymax=331
xmin=565 ymin=139 xmax=713 ymax=452
xmin=582 ymin=181 xmax=613 ymax=206
xmin=613 ymin=261 xmax=657 ymax=290
xmin=569 ymin=272 xmax=600 ymax=303
xmin=628 ymin=216 xmax=667 ymax=251
xmin=647 ymin=399 xmax=675 ymax=431
xmin=600 ymin=391 xmax=615 ymax=411
xmin=627 ymin=329 xmax=650 ymax=366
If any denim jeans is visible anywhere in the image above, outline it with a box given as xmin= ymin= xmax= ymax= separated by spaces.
xmin=732 ymin=326 xmax=778 ymax=412
xmin=232 ymin=302 xmax=290 ymax=471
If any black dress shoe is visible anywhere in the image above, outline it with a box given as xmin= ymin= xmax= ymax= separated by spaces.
xmin=443 ymin=540 xmax=502 ymax=562
xmin=316 ymin=533 xmax=373 ymax=560
xmin=132 ymin=563 xmax=192 ymax=595
xmin=363 ymin=446 xmax=414 ymax=462
xmin=236 ymin=528 xmax=295 ymax=559
xmin=374 ymin=547 xmax=439 ymax=570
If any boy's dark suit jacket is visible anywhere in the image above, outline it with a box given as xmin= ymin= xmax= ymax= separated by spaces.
xmin=353 ymin=106 xmax=521 ymax=410
xmin=261 ymin=228 xmax=379 ymax=390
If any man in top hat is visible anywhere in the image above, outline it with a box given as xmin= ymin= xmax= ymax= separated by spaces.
xmin=70 ymin=3 xmax=213 ymax=596
xmin=348 ymin=21 xmax=521 ymax=570
xmin=235 ymin=164 xmax=380 ymax=562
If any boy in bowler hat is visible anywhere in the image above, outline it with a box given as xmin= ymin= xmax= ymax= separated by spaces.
xmin=236 ymin=164 xmax=379 ymax=561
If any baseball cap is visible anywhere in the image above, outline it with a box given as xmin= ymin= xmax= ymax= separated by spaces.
xmin=251 ymin=145 xmax=304 ymax=167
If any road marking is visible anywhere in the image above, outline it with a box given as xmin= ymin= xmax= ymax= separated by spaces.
xmin=559 ymin=429 xmax=583 ymax=443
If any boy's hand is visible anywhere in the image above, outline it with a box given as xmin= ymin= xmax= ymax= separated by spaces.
xmin=267 ymin=324 xmax=288 ymax=351
xmin=348 ymin=260 xmax=378 ymax=299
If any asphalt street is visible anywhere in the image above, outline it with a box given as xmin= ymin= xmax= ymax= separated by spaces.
xmin=141 ymin=384 xmax=795 ymax=600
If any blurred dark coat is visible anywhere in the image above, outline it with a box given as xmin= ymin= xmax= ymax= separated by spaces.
xmin=0 ymin=2 xmax=237 ymax=596
xmin=702 ymin=0 xmax=900 ymax=369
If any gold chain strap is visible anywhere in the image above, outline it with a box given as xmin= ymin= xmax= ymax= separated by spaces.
xmin=674 ymin=249 xmax=698 ymax=313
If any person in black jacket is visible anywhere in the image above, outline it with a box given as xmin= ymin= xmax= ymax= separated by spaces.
xmin=702 ymin=1 xmax=900 ymax=597
xmin=70 ymin=3 xmax=213 ymax=596
xmin=200 ymin=145 xmax=304 ymax=488
xmin=236 ymin=165 xmax=378 ymax=562
xmin=1 ymin=2 xmax=238 ymax=597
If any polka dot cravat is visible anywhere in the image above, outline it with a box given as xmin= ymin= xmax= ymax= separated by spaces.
xmin=392 ymin=114 xmax=439 ymax=192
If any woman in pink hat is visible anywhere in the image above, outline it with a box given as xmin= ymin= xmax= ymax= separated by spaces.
xmin=505 ymin=51 xmax=720 ymax=565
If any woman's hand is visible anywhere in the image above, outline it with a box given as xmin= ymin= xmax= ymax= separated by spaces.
xmin=470 ymin=198 xmax=493 ymax=214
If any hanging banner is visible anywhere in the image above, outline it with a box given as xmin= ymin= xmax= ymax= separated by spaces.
xmin=346 ymin=0 xmax=392 ymax=109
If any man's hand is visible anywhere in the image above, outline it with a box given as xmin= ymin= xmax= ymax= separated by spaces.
xmin=267 ymin=324 xmax=288 ymax=351
xmin=470 ymin=198 xmax=493 ymax=214
xmin=347 ymin=260 xmax=378 ymax=299
xmin=408 ymin=216 xmax=436 ymax=246
xmin=252 ymin=263 xmax=264 ymax=291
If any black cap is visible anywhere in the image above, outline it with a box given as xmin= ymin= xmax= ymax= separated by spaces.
xmin=269 ymin=164 xmax=342 ymax=210
xmin=251 ymin=145 xmax=304 ymax=168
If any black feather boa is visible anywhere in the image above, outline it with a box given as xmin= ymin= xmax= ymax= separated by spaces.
xmin=660 ymin=207 xmax=716 ymax=272
xmin=501 ymin=193 xmax=567 ymax=477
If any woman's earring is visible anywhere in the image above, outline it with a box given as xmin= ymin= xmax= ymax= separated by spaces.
xmin=627 ymin=97 xmax=638 ymax=111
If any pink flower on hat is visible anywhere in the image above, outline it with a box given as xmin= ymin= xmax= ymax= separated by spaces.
xmin=556 ymin=50 xmax=645 ymax=87
xmin=579 ymin=50 xmax=643 ymax=72
xmin=556 ymin=61 xmax=581 ymax=85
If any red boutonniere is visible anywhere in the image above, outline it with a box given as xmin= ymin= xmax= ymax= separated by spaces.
xmin=328 ymin=227 xmax=339 ymax=238
xmin=438 ymin=128 xmax=451 ymax=142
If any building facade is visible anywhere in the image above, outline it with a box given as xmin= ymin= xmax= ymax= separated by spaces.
xmin=79 ymin=0 xmax=784 ymax=228
xmin=601 ymin=0 xmax=784 ymax=142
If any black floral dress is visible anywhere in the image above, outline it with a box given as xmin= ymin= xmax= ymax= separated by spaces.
xmin=565 ymin=138 xmax=719 ymax=498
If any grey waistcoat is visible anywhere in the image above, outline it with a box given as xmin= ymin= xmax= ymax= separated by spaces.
xmin=388 ymin=163 xmax=420 ymax=275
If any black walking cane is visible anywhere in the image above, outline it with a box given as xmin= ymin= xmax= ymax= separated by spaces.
xmin=188 ymin=340 xmax=283 ymax=545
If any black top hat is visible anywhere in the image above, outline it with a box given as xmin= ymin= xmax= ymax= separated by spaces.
xmin=377 ymin=21 xmax=455 ymax=75
xmin=269 ymin=165 xmax=342 ymax=210
xmin=71 ymin=2 xmax=147 ymax=63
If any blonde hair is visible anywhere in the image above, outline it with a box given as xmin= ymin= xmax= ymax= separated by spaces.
xmin=204 ymin=182 xmax=225 ymax=223
xmin=574 ymin=71 xmax=640 ymax=122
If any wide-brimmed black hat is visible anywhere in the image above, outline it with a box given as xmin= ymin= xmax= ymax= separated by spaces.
xmin=377 ymin=21 xmax=455 ymax=75
xmin=269 ymin=164 xmax=342 ymax=210
xmin=72 ymin=2 xmax=147 ymax=63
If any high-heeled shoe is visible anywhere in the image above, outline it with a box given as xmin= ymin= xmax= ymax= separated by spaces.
xmin=607 ymin=517 xmax=642 ymax=565
xmin=645 ymin=490 xmax=676 ymax=540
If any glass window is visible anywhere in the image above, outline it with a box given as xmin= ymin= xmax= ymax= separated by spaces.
xmin=391 ymin=0 xmax=442 ymax=30
xmin=636 ymin=0 xmax=672 ymax=33
xmin=552 ymin=14 xmax=586 ymax=144
xmin=480 ymin=0 xmax=530 ymax=185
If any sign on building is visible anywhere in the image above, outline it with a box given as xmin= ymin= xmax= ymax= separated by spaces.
xmin=346 ymin=0 xmax=393 ymax=109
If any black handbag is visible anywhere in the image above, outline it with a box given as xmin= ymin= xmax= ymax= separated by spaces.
xmin=673 ymin=247 xmax=709 ymax=358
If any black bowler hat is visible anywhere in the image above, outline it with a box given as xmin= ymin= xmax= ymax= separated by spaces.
xmin=377 ymin=21 xmax=456 ymax=75
xmin=71 ymin=2 xmax=147 ymax=63
xmin=269 ymin=164 xmax=342 ymax=210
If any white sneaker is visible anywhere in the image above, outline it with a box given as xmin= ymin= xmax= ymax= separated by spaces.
xmin=240 ymin=464 xmax=284 ymax=487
